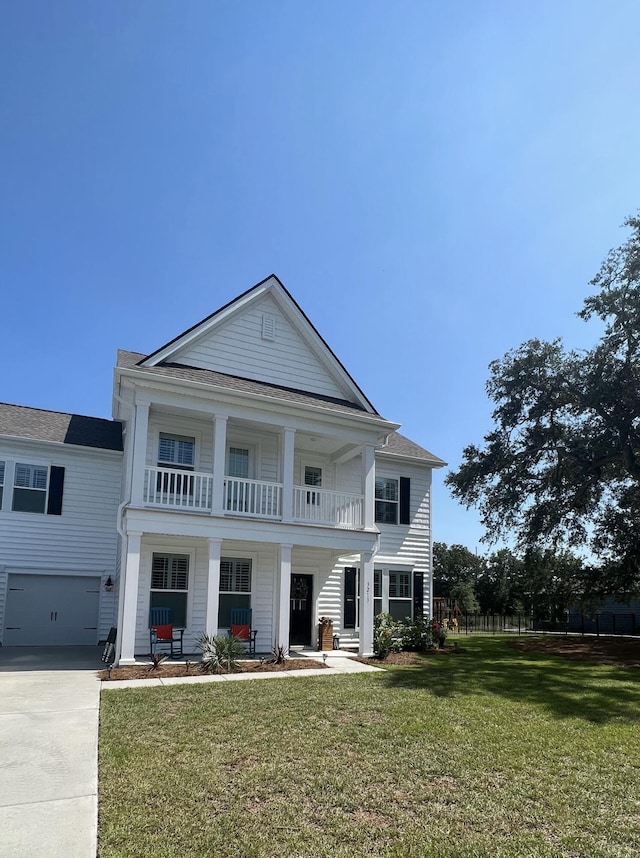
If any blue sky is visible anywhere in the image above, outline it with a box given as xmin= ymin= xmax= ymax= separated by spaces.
xmin=2 ymin=1 xmax=640 ymax=552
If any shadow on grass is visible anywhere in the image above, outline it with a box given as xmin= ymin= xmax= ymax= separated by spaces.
xmin=375 ymin=637 xmax=640 ymax=723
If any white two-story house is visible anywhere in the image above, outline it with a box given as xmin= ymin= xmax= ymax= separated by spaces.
xmin=113 ymin=276 xmax=444 ymax=663
xmin=0 ymin=275 xmax=444 ymax=659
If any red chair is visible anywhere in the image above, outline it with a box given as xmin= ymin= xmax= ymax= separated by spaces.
xmin=150 ymin=608 xmax=184 ymax=658
xmin=228 ymin=608 xmax=257 ymax=654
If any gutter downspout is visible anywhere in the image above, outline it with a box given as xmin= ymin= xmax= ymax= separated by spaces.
xmin=113 ymin=385 xmax=135 ymax=666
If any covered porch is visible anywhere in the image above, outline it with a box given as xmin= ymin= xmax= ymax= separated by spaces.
xmin=115 ymin=529 xmax=377 ymax=665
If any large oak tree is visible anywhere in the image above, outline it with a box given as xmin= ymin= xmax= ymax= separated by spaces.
xmin=446 ymin=214 xmax=640 ymax=592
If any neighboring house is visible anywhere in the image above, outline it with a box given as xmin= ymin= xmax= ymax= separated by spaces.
xmin=0 ymin=404 xmax=123 ymax=646
xmin=0 ymin=275 xmax=445 ymax=659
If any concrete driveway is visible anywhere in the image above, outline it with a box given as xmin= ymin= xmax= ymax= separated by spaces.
xmin=0 ymin=647 xmax=103 ymax=858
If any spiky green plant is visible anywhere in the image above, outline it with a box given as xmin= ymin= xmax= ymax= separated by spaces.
xmin=197 ymin=633 xmax=247 ymax=674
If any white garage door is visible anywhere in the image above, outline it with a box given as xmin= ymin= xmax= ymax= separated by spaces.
xmin=4 ymin=574 xmax=100 ymax=646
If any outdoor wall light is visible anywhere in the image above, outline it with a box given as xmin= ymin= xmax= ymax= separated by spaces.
xmin=104 ymin=576 xmax=113 ymax=592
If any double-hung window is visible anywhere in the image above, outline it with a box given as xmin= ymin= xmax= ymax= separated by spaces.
xmin=150 ymin=553 xmax=189 ymax=627
xmin=388 ymin=571 xmax=412 ymax=620
xmin=218 ymin=558 xmax=251 ymax=627
xmin=157 ymin=434 xmax=195 ymax=501
xmin=375 ymin=477 xmax=398 ymax=524
xmin=304 ymin=465 xmax=322 ymax=505
xmin=13 ymin=463 xmax=48 ymax=513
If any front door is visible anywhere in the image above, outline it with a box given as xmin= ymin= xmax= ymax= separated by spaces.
xmin=289 ymin=574 xmax=313 ymax=646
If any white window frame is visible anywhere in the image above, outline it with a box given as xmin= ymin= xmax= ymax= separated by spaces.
xmin=374 ymin=565 xmax=414 ymax=621
xmin=12 ymin=462 xmax=50 ymax=514
xmin=375 ymin=477 xmax=399 ymax=524
xmin=157 ymin=433 xmax=196 ymax=471
xmin=302 ymin=462 xmax=323 ymax=505
xmin=149 ymin=551 xmax=192 ymax=629
xmin=219 ymin=556 xmax=253 ymax=628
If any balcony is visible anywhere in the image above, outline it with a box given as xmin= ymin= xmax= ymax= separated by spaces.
xmin=142 ymin=467 xmax=364 ymax=529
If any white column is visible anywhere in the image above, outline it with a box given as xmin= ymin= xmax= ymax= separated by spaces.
xmin=362 ymin=443 xmax=376 ymax=530
xmin=281 ymin=428 xmax=295 ymax=522
xmin=130 ymin=400 xmax=150 ymax=506
xmin=358 ymin=550 xmax=375 ymax=656
xmin=275 ymin=543 xmax=293 ymax=652
xmin=118 ymin=531 xmax=142 ymax=665
xmin=211 ymin=415 xmax=227 ymax=516
xmin=205 ymin=538 xmax=222 ymax=636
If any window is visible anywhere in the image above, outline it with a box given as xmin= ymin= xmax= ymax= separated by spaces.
xmin=375 ymin=477 xmax=398 ymax=524
xmin=228 ymin=447 xmax=249 ymax=478
xmin=150 ymin=553 xmax=189 ymax=627
xmin=375 ymin=476 xmax=411 ymax=525
xmin=219 ymin=558 xmax=252 ymax=627
xmin=389 ymin=571 xmax=412 ymax=621
xmin=13 ymin=462 xmax=64 ymax=515
xmin=158 ymin=434 xmax=195 ymax=470
xmin=304 ymin=465 xmax=322 ymax=505
xmin=0 ymin=461 xmax=4 ymax=508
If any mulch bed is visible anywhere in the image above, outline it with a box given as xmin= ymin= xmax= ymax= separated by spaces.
xmin=509 ymin=635 xmax=640 ymax=667
xmin=357 ymin=646 xmax=463 ymax=667
xmin=99 ymin=658 xmax=326 ymax=681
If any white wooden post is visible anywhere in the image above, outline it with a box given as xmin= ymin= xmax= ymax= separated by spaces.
xmin=118 ymin=531 xmax=142 ymax=665
xmin=358 ymin=550 xmax=374 ymax=656
xmin=276 ymin=544 xmax=292 ymax=652
xmin=130 ymin=400 xmax=150 ymax=506
xmin=362 ymin=443 xmax=376 ymax=530
xmin=205 ymin=538 xmax=222 ymax=637
xmin=281 ymin=428 xmax=295 ymax=522
xmin=211 ymin=415 xmax=227 ymax=515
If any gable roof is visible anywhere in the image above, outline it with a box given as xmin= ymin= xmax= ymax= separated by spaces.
xmin=117 ymin=350 xmax=380 ymax=420
xmin=138 ymin=275 xmax=378 ymax=413
xmin=0 ymin=403 xmax=123 ymax=451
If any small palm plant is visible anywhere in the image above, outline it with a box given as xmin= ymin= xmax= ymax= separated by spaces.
xmin=197 ymin=633 xmax=246 ymax=674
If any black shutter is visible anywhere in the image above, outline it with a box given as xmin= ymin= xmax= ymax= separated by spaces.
xmin=344 ymin=567 xmax=357 ymax=629
xmin=47 ymin=466 xmax=65 ymax=515
xmin=399 ymin=477 xmax=411 ymax=525
xmin=413 ymin=571 xmax=424 ymax=618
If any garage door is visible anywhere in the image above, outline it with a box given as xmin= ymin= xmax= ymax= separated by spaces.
xmin=4 ymin=574 xmax=100 ymax=646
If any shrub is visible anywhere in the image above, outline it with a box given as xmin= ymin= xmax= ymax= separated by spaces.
xmin=429 ymin=619 xmax=448 ymax=648
xmin=398 ymin=615 xmax=433 ymax=651
xmin=373 ymin=613 xmax=402 ymax=659
xmin=197 ymin=633 xmax=246 ymax=673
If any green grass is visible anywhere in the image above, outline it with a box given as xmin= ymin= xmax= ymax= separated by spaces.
xmin=99 ymin=637 xmax=640 ymax=858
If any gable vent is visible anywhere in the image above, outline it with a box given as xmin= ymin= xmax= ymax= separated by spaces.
xmin=262 ymin=313 xmax=276 ymax=341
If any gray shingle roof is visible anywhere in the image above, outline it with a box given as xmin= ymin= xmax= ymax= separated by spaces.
xmin=117 ymin=350 xmax=376 ymax=418
xmin=382 ymin=432 xmax=447 ymax=467
xmin=0 ymin=403 xmax=123 ymax=451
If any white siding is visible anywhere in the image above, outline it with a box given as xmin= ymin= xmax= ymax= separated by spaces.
xmin=173 ymin=294 xmax=351 ymax=400
xmin=0 ymin=439 xmax=122 ymax=644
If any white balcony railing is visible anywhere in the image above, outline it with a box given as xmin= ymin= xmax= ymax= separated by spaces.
xmin=292 ymin=487 xmax=364 ymax=528
xmin=224 ymin=477 xmax=282 ymax=518
xmin=143 ymin=468 xmax=364 ymax=529
xmin=144 ymin=467 xmax=213 ymax=511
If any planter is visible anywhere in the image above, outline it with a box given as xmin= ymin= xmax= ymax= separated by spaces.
xmin=318 ymin=623 xmax=334 ymax=651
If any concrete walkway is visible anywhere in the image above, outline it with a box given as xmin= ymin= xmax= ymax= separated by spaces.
xmin=0 ymin=647 xmax=103 ymax=858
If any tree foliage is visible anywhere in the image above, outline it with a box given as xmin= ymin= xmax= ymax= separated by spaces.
xmin=446 ymin=214 xmax=640 ymax=592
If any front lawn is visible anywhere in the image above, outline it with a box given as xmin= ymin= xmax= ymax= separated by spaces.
xmin=99 ymin=637 xmax=640 ymax=857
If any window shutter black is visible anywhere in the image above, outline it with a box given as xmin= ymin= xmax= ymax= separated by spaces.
xmin=399 ymin=477 xmax=411 ymax=525
xmin=344 ymin=567 xmax=357 ymax=629
xmin=47 ymin=466 xmax=65 ymax=515
xmin=413 ymin=571 xmax=424 ymax=618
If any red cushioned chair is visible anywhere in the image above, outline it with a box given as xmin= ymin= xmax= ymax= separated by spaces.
xmin=149 ymin=607 xmax=184 ymax=658
xmin=228 ymin=608 xmax=257 ymax=655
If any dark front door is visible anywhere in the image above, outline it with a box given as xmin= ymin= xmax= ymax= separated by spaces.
xmin=289 ymin=574 xmax=313 ymax=646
